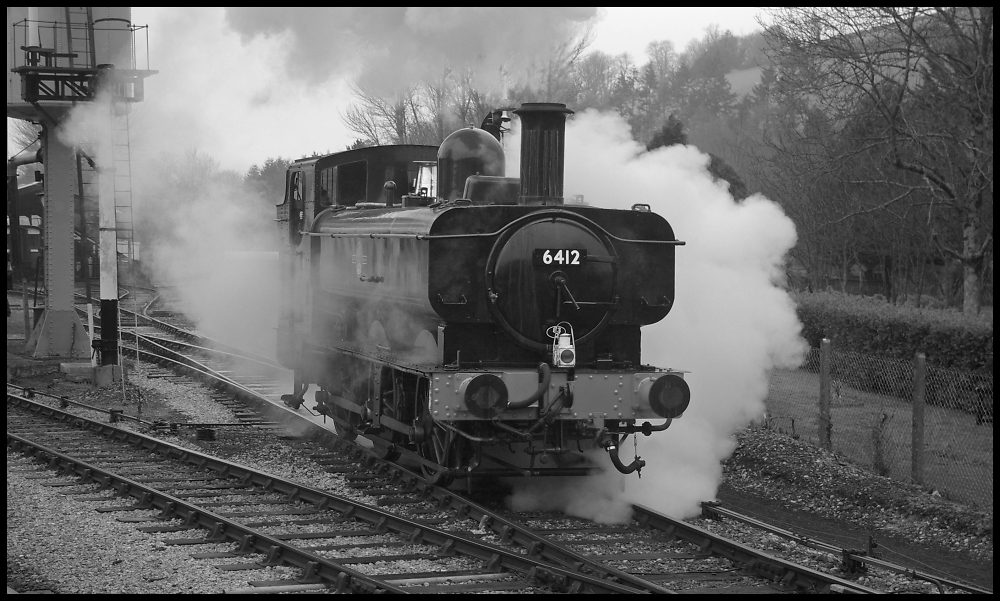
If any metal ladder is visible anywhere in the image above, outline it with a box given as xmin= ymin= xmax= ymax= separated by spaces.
xmin=74 ymin=89 xmax=137 ymax=296
xmin=63 ymin=7 xmax=95 ymax=69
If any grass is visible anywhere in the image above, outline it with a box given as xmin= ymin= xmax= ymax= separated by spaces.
xmin=765 ymin=368 xmax=994 ymax=510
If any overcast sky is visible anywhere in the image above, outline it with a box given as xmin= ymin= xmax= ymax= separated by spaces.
xmin=10 ymin=8 xmax=767 ymax=172
xmin=589 ymin=7 xmax=765 ymax=59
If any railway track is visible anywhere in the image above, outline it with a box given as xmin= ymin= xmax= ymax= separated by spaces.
xmin=21 ymin=322 xmax=874 ymax=594
xmin=13 ymin=285 xmax=985 ymax=594
xmin=697 ymin=502 xmax=991 ymax=594
xmin=7 ymin=393 xmax=644 ymax=594
xmin=11 ymin=386 xmax=921 ymax=594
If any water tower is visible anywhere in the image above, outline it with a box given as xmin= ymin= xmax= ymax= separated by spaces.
xmin=6 ymin=7 xmax=154 ymax=361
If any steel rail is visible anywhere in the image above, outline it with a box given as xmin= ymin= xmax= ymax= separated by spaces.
xmin=6 ymin=382 xmax=156 ymax=427
xmin=75 ymin=292 xmax=281 ymax=369
xmin=630 ymin=504 xmax=881 ymax=594
xmin=6 ymin=434 xmax=408 ymax=594
xmin=6 ymin=393 xmax=655 ymax=595
xmin=135 ymin=335 xmax=285 ymax=371
xmin=700 ymin=502 xmax=992 ymax=594
xmin=125 ymin=333 xmax=264 ymax=401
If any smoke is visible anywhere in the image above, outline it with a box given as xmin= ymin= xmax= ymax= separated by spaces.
xmin=125 ymin=7 xmax=353 ymax=172
xmin=130 ymin=151 xmax=280 ymax=358
xmin=223 ymin=7 xmax=598 ymax=94
xmin=60 ymin=8 xmax=305 ymax=359
xmin=506 ymin=110 xmax=806 ymax=521
xmin=113 ymin=7 xmax=598 ymax=363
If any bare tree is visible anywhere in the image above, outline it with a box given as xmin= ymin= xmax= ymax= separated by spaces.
xmin=343 ymin=27 xmax=593 ymax=146
xmin=574 ymin=51 xmax=618 ymax=109
xmin=342 ymin=83 xmax=421 ymax=145
xmin=765 ymin=7 xmax=994 ymax=313
xmin=418 ymin=69 xmax=455 ymax=144
xmin=645 ymin=40 xmax=678 ymax=83
xmin=514 ymin=29 xmax=594 ymax=103
xmin=452 ymin=68 xmax=504 ymax=130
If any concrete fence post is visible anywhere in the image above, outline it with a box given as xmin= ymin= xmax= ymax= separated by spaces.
xmin=819 ymin=338 xmax=832 ymax=451
xmin=912 ymin=352 xmax=926 ymax=485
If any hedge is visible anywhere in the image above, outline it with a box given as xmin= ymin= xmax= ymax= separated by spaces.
xmin=792 ymin=291 xmax=993 ymax=376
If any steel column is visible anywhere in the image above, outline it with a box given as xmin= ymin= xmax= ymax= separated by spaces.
xmin=24 ymin=119 xmax=91 ymax=358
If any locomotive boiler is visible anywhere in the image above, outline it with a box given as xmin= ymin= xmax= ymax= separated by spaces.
xmin=276 ymin=103 xmax=689 ymax=485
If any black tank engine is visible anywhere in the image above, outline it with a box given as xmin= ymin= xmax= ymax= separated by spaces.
xmin=276 ymin=103 xmax=689 ymax=485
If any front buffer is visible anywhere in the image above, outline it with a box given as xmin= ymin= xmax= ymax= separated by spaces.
xmin=427 ymin=364 xmax=691 ymax=476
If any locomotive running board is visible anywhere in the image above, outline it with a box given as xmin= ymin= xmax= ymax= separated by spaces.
xmin=321 ymin=406 xmax=598 ymax=480
xmin=478 ymin=451 xmax=598 ymax=478
xmin=317 ymin=390 xmax=417 ymax=439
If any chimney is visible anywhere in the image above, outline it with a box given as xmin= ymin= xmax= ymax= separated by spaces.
xmin=513 ymin=102 xmax=573 ymax=205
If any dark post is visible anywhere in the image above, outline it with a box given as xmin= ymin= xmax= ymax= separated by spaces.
xmin=22 ymin=283 xmax=30 ymax=338
xmin=7 ymin=174 xmax=22 ymax=279
xmin=819 ymin=338 xmax=832 ymax=450
xmin=100 ymin=298 xmax=118 ymax=365
xmin=911 ymin=353 xmax=926 ymax=485
xmin=513 ymin=102 xmax=574 ymax=205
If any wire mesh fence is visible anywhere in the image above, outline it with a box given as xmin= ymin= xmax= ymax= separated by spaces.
xmin=763 ymin=341 xmax=993 ymax=509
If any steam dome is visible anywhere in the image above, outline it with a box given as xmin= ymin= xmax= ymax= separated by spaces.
xmin=437 ymin=127 xmax=505 ymax=201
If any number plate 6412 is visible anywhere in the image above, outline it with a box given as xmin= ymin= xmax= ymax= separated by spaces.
xmin=532 ymin=249 xmax=587 ymax=266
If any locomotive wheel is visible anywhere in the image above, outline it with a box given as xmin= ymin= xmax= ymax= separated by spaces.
xmin=370 ymin=369 xmax=405 ymax=461
xmin=330 ymin=381 xmax=363 ymax=442
xmin=372 ymin=436 xmax=401 ymax=461
xmin=419 ymin=419 xmax=460 ymax=486
xmin=415 ymin=380 xmax=465 ymax=486
xmin=331 ymin=406 xmax=359 ymax=441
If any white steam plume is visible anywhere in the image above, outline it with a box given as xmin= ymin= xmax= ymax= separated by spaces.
xmin=506 ymin=110 xmax=806 ymax=521
xmin=129 ymin=151 xmax=280 ymax=359
xmin=116 ymin=7 xmax=597 ymax=363
xmin=143 ymin=194 xmax=279 ymax=358
xmin=46 ymin=79 xmax=280 ymax=359
xmin=223 ymin=7 xmax=598 ymax=94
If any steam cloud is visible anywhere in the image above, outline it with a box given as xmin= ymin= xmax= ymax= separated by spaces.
xmin=139 ymin=184 xmax=279 ymax=359
xmin=505 ymin=110 xmax=807 ymax=521
xmin=110 ymin=7 xmax=599 ymax=359
xmin=223 ymin=7 xmax=597 ymax=93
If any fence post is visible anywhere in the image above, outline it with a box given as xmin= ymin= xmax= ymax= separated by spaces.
xmin=22 ymin=282 xmax=30 ymax=339
xmin=819 ymin=338 xmax=832 ymax=450
xmin=912 ymin=352 xmax=926 ymax=485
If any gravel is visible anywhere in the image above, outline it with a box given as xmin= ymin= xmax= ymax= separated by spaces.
xmin=724 ymin=426 xmax=993 ymax=559
xmin=6 ymin=455 xmax=297 ymax=594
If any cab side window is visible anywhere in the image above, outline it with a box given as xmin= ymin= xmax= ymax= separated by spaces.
xmin=318 ymin=167 xmax=334 ymax=208
xmin=336 ymin=160 xmax=367 ymax=206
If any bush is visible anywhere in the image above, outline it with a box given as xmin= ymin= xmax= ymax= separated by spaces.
xmin=793 ymin=291 xmax=993 ymax=376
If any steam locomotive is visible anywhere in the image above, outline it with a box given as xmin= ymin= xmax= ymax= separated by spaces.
xmin=276 ymin=103 xmax=689 ymax=485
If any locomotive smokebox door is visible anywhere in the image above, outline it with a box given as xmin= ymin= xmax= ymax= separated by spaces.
xmin=487 ymin=212 xmax=618 ymax=351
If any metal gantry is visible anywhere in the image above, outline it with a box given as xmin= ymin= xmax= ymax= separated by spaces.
xmin=7 ymin=7 xmax=154 ymax=359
